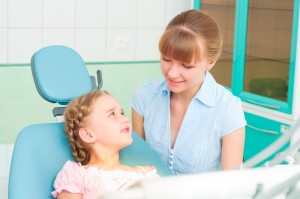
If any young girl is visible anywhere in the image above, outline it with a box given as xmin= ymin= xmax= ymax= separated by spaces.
xmin=52 ymin=90 xmax=159 ymax=199
xmin=131 ymin=9 xmax=246 ymax=174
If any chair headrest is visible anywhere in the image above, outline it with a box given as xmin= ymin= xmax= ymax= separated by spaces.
xmin=31 ymin=45 xmax=92 ymax=105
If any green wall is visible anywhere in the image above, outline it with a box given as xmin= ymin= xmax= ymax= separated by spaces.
xmin=0 ymin=62 xmax=163 ymax=144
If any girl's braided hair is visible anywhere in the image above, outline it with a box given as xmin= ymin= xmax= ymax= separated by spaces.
xmin=64 ymin=90 xmax=108 ymax=165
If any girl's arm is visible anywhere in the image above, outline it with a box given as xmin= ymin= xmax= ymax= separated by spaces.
xmin=221 ymin=127 xmax=245 ymax=170
xmin=57 ymin=191 xmax=82 ymax=199
xmin=132 ymin=108 xmax=146 ymax=140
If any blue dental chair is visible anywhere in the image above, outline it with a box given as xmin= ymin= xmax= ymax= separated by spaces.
xmin=8 ymin=45 xmax=171 ymax=199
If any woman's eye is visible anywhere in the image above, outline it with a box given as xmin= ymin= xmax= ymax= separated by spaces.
xmin=162 ymin=57 xmax=171 ymax=62
xmin=183 ymin=64 xmax=193 ymax=69
xmin=110 ymin=112 xmax=115 ymax=117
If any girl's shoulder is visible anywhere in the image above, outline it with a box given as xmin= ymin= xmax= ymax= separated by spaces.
xmin=133 ymin=165 xmax=156 ymax=172
xmin=52 ymin=161 xmax=86 ymax=197
xmin=61 ymin=160 xmax=82 ymax=172
xmin=133 ymin=165 xmax=160 ymax=178
xmin=59 ymin=160 xmax=98 ymax=177
xmin=116 ymin=165 xmax=158 ymax=176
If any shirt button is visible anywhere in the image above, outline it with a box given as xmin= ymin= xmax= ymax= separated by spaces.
xmin=169 ymin=165 xmax=173 ymax=170
xmin=170 ymin=150 xmax=174 ymax=155
xmin=169 ymin=160 xmax=173 ymax=165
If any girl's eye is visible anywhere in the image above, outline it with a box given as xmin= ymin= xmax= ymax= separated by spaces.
xmin=110 ymin=112 xmax=115 ymax=117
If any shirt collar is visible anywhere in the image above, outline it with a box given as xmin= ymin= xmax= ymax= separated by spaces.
xmin=161 ymin=81 xmax=169 ymax=96
xmin=194 ymin=71 xmax=217 ymax=107
xmin=160 ymin=71 xmax=217 ymax=107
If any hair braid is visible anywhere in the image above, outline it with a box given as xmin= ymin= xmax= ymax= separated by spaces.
xmin=64 ymin=90 xmax=108 ymax=165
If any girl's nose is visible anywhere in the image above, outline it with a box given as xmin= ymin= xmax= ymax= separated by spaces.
xmin=122 ymin=115 xmax=130 ymax=123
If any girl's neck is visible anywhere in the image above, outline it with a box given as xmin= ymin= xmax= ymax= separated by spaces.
xmin=87 ymin=151 xmax=122 ymax=170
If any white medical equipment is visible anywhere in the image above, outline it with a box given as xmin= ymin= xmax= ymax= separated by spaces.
xmin=100 ymin=117 xmax=300 ymax=199
xmin=101 ymin=165 xmax=300 ymax=199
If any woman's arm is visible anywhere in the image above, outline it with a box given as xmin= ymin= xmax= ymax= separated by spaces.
xmin=57 ymin=191 xmax=82 ymax=199
xmin=131 ymin=108 xmax=146 ymax=140
xmin=221 ymin=127 xmax=245 ymax=170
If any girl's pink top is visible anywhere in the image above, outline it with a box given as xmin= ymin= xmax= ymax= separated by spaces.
xmin=52 ymin=160 xmax=159 ymax=199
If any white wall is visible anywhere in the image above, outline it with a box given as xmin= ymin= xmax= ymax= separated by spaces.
xmin=0 ymin=144 xmax=13 ymax=199
xmin=0 ymin=0 xmax=193 ymax=64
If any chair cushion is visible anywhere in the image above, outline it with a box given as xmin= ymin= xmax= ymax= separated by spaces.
xmin=120 ymin=132 xmax=172 ymax=176
xmin=9 ymin=123 xmax=171 ymax=199
xmin=31 ymin=45 xmax=92 ymax=105
xmin=9 ymin=123 xmax=73 ymax=199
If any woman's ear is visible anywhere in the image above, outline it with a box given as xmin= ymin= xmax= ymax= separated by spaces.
xmin=206 ymin=60 xmax=216 ymax=71
xmin=79 ymin=128 xmax=96 ymax=143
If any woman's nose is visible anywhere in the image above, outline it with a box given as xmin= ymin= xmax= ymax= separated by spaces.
xmin=167 ymin=64 xmax=180 ymax=78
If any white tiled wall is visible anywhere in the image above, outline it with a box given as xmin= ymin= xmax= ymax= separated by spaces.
xmin=0 ymin=29 xmax=7 ymax=62
xmin=76 ymin=0 xmax=107 ymax=28
xmin=0 ymin=0 xmax=8 ymax=27
xmin=0 ymin=177 xmax=8 ymax=199
xmin=0 ymin=0 xmax=193 ymax=64
xmin=0 ymin=144 xmax=14 ymax=177
xmin=8 ymin=0 xmax=42 ymax=27
xmin=0 ymin=144 xmax=14 ymax=199
xmin=8 ymin=29 xmax=42 ymax=63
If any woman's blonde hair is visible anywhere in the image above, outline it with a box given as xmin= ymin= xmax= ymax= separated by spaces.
xmin=159 ymin=9 xmax=222 ymax=63
xmin=64 ymin=90 xmax=108 ymax=165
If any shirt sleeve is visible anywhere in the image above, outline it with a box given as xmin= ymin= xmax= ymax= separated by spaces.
xmin=51 ymin=161 xmax=83 ymax=198
xmin=130 ymin=80 xmax=154 ymax=116
xmin=219 ymin=95 xmax=247 ymax=137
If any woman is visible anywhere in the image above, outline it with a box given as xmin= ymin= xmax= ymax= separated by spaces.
xmin=131 ymin=9 xmax=246 ymax=175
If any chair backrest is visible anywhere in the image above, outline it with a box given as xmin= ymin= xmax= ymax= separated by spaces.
xmin=31 ymin=45 xmax=93 ymax=105
xmin=9 ymin=123 xmax=73 ymax=199
xmin=8 ymin=45 xmax=171 ymax=199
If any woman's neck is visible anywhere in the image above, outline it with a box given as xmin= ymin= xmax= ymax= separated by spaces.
xmin=171 ymin=81 xmax=203 ymax=103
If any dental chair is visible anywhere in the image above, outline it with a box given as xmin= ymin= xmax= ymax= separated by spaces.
xmin=8 ymin=45 xmax=171 ymax=199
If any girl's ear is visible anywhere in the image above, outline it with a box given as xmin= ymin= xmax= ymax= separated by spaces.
xmin=79 ymin=128 xmax=96 ymax=143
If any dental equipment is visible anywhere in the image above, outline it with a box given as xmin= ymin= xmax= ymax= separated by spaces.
xmin=100 ymin=164 xmax=300 ymax=199
xmin=99 ymin=116 xmax=300 ymax=199
xmin=240 ymin=116 xmax=300 ymax=168
xmin=252 ymin=171 xmax=300 ymax=199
